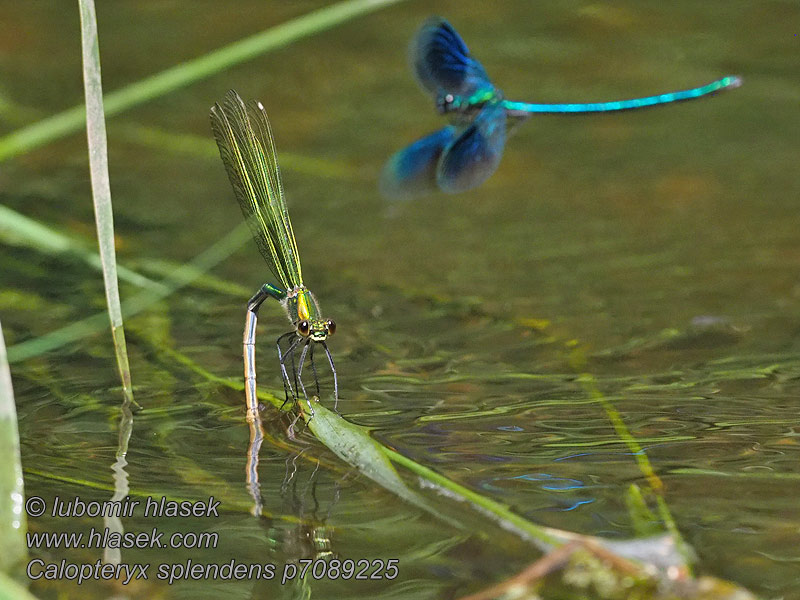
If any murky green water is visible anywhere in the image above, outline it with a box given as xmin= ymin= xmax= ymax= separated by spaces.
xmin=2 ymin=1 xmax=799 ymax=598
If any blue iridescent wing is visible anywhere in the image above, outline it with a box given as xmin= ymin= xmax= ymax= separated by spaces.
xmin=379 ymin=126 xmax=458 ymax=199
xmin=436 ymin=101 xmax=507 ymax=194
xmin=410 ymin=17 xmax=492 ymax=97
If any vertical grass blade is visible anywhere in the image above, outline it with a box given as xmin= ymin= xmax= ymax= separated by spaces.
xmin=79 ymin=0 xmax=134 ymax=404
xmin=0 ymin=0 xmax=407 ymax=162
xmin=0 ymin=319 xmax=26 ymax=573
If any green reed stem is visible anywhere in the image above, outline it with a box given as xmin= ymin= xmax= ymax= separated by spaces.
xmin=341 ymin=269 xmax=695 ymax=567
xmin=129 ymin=327 xmax=565 ymax=548
xmin=79 ymin=0 xmax=134 ymax=406
xmin=0 ymin=319 xmax=27 ymax=574
xmin=382 ymin=445 xmax=562 ymax=547
xmin=0 ymin=0 xmax=406 ymax=162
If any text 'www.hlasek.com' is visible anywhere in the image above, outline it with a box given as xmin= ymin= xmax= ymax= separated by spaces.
xmin=24 ymin=495 xmax=399 ymax=585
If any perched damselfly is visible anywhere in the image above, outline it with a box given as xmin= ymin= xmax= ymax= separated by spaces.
xmin=381 ymin=17 xmax=741 ymax=198
xmin=210 ymin=90 xmax=338 ymax=414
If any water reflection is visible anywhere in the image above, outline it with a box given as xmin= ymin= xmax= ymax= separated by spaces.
xmin=245 ymin=409 xmax=341 ymax=562
xmin=103 ymin=394 xmax=133 ymax=566
xmin=245 ymin=413 xmax=265 ymax=517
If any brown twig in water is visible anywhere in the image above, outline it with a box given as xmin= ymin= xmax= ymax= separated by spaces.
xmin=457 ymin=540 xmax=645 ymax=600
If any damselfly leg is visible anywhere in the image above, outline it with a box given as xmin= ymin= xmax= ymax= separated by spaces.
xmin=247 ymin=290 xmax=338 ymax=416
xmin=309 ymin=342 xmax=321 ymax=397
xmin=278 ymin=332 xmax=302 ymax=406
xmin=296 ymin=342 xmax=312 ymax=401
xmin=276 ymin=330 xmax=298 ymax=407
xmin=279 ymin=334 xmax=338 ymax=412
xmin=322 ymin=342 xmax=339 ymax=411
xmin=506 ymin=111 xmax=531 ymax=136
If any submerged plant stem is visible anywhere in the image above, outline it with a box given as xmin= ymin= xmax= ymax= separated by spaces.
xmin=6 ymin=223 xmax=251 ymax=364
xmin=573 ymin=369 xmax=691 ymax=566
xmin=0 ymin=205 xmax=166 ymax=293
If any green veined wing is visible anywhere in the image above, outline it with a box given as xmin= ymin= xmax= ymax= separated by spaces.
xmin=210 ymin=90 xmax=303 ymax=290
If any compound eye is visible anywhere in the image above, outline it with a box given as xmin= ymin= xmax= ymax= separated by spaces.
xmin=445 ymin=93 xmax=454 ymax=103
xmin=326 ymin=319 xmax=336 ymax=335
xmin=297 ymin=320 xmax=311 ymax=337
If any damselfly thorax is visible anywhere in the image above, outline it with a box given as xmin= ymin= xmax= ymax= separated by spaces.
xmin=436 ymin=87 xmax=501 ymax=122
xmin=283 ymin=286 xmax=336 ymax=342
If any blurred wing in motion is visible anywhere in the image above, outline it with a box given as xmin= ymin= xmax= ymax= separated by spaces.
xmin=410 ymin=17 xmax=492 ymax=97
xmin=379 ymin=126 xmax=458 ymax=199
xmin=437 ymin=101 xmax=507 ymax=194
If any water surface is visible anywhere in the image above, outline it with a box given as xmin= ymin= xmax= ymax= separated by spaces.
xmin=2 ymin=1 xmax=799 ymax=598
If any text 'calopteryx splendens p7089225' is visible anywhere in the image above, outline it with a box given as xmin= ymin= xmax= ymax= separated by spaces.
xmin=380 ymin=17 xmax=741 ymax=198
xmin=210 ymin=91 xmax=338 ymax=415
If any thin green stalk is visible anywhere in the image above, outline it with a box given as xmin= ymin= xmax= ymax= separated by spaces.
xmin=6 ymin=222 xmax=251 ymax=364
xmin=669 ymin=468 xmax=800 ymax=480
xmin=130 ymin=329 xmax=566 ymax=548
xmin=342 ymin=270 xmax=695 ymax=567
xmin=80 ymin=0 xmax=134 ymax=404
xmin=300 ymin=397 xmax=686 ymax=569
xmin=0 ymin=319 xmax=26 ymax=573
xmin=381 ymin=445 xmax=562 ymax=548
xmin=573 ymin=368 xmax=692 ymax=567
xmin=383 ymin=430 xmax=675 ymax=560
xmin=0 ymin=0 xmax=406 ymax=161
xmin=116 ymin=319 xmax=684 ymax=566
xmin=0 ymin=204 xmax=166 ymax=293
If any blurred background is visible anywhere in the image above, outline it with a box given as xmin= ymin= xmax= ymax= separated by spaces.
xmin=1 ymin=1 xmax=798 ymax=598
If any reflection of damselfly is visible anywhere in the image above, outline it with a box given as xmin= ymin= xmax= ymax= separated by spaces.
xmin=210 ymin=91 xmax=338 ymax=411
xmin=382 ymin=17 xmax=741 ymax=197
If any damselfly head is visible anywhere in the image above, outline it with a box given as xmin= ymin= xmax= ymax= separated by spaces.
xmin=297 ymin=318 xmax=336 ymax=342
xmin=436 ymin=92 xmax=459 ymax=115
